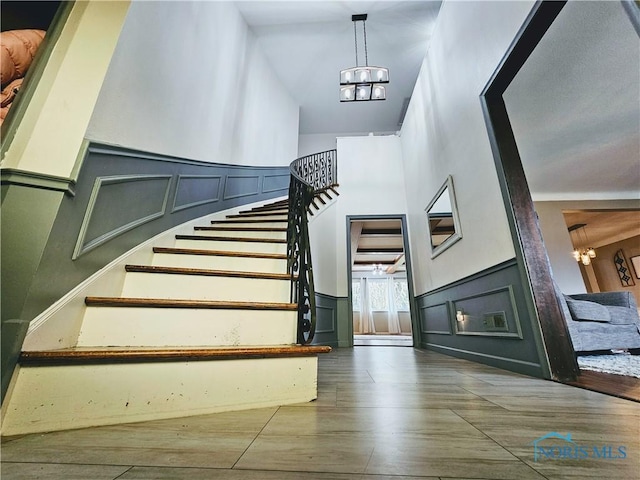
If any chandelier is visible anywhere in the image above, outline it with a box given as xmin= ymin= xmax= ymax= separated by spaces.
xmin=569 ymin=224 xmax=596 ymax=266
xmin=372 ymin=263 xmax=386 ymax=275
xmin=339 ymin=14 xmax=389 ymax=102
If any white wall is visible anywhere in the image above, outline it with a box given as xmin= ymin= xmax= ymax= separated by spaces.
xmin=298 ymin=132 xmax=381 ymax=157
xmin=310 ymin=135 xmax=408 ymax=297
xmin=298 ymin=134 xmax=338 ymax=158
xmin=86 ymin=1 xmax=299 ymax=167
xmin=399 ymin=1 xmax=536 ymax=295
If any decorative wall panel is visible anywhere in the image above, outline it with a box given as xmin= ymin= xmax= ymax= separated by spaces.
xmin=263 ymin=174 xmax=290 ymax=193
xmin=172 ymin=175 xmax=221 ymax=213
xmin=314 ymin=293 xmax=339 ymax=347
xmin=73 ymin=175 xmax=171 ymax=259
xmin=415 ymin=259 xmax=543 ymax=377
xmin=420 ymin=302 xmax=452 ymax=334
xmin=223 ymin=175 xmax=260 ymax=200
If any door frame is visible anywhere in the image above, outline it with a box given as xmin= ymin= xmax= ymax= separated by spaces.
xmin=345 ymin=214 xmax=419 ymax=347
xmin=479 ymin=0 xmax=580 ymax=381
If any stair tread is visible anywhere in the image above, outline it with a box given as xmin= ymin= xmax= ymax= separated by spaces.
xmin=194 ymin=226 xmax=287 ymax=232
xmin=153 ymin=247 xmax=287 ymax=260
xmin=176 ymin=234 xmax=286 ymax=243
xmin=85 ymin=296 xmax=297 ymax=310
xmin=125 ymin=264 xmax=292 ymax=280
xmin=19 ymin=345 xmax=332 ymax=364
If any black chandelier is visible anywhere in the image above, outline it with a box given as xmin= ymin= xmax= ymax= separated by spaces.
xmin=339 ymin=14 xmax=389 ymax=102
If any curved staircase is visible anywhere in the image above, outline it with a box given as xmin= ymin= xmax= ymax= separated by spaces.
xmin=1 ymin=199 xmax=330 ymax=436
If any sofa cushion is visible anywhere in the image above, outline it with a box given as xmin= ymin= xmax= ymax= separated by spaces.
xmin=565 ymin=296 xmax=611 ymax=322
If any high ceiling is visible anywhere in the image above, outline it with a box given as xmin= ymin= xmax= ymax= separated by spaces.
xmin=236 ymin=1 xmax=442 ymax=135
xmin=237 ymin=1 xmax=638 ymax=245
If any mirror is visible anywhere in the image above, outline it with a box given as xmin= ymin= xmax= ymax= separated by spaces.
xmin=425 ymin=175 xmax=462 ymax=258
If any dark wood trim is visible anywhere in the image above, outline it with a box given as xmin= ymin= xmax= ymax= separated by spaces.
xmin=85 ymin=297 xmax=297 ymax=310
xmin=480 ymin=1 xmax=578 ymax=382
xmin=152 ymin=247 xmax=287 ymax=260
xmin=124 ymin=264 xmax=292 ymax=280
xmin=566 ymin=370 xmax=640 ymax=403
xmin=175 ymin=234 xmax=286 ymax=244
xmin=357 ymin=247 xmax=404 ymax=254
xmin=19 ymin=345 xmax=332 ymax=365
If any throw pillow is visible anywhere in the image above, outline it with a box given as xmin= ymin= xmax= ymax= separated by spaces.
xmin=565 ymin=296 xmax=611 ymax=322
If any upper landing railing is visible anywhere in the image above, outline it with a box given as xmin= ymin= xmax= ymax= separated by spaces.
xmin=287 ymin=149 xmax=338 ymax=344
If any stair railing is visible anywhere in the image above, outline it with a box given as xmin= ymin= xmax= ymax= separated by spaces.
xmin=287 ymin=149 xmax=337 ymax=344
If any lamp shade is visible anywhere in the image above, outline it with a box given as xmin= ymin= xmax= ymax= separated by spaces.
xmin=340 ymin=85 xmax=356 ymax=102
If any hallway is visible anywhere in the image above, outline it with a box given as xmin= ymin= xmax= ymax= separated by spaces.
xmin=2 ymin=347 xmax=639 ymax=479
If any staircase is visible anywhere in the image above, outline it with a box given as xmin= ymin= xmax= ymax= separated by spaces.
xmin=1 ymin=198 xmax=331 ymax=436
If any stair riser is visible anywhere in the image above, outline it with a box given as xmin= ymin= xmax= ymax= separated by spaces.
xmin=192 ymin=230 xmax=286 ymax=240
xmin=1 ymin=357 xmax=318 ymax=435
xmin=79 ymin=307 xmax=297 ymax=347
xmin=211 ymin=221 xmax=288 ymax=228
xmin=174 ymin=239 xmax=287 ymax=255
xmin=151 ymin=253 xmax=287 ymax=273
xmin=121 ymin=273 xmax=291 ymax=303
xmin=227 ymin=214 xmax=288 ymax=221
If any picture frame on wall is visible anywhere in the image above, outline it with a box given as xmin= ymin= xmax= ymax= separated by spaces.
xmin=614 ymin=250 xmax=636 ymax=287
xmin=630 ymin=255 xmax=640 ymax=280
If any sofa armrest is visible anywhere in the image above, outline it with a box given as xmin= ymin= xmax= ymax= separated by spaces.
xmin=569 ymin=291 xmax=637 ymax=310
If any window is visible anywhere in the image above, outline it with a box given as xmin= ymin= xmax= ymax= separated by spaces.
xmin=352 ymin=281 xmax=361 ymax=311
xmin=368 ymin=279 xmax=388 ymax=311
xmin=393 ymin=279 xmax=410 ymax=311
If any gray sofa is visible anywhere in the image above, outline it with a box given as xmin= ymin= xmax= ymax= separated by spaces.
xmin=555 ymin=287 xmax=640 ymax=352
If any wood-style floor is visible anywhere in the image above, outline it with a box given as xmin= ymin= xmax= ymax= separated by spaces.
xmin=568 ymin=369 xmax=640 ymax=403
xmin=2 ymin=347 xmax=639 ymax=479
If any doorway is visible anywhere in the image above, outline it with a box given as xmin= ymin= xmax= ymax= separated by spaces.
xmin=481 ymin=1 xmax=639 ymax=387
xmin=346 ymin=215 xmax=417 ymax=347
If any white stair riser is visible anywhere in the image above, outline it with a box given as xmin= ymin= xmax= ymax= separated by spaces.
xmin=211 ymin=221 xmax=288 ymax=229
xmin=1 ymin=357 xmax=318 ymax=435
xmin=121 ymin=272 xmax=290 ymax=303
xmin=229 ymin=214 xmax=288 ymax=221
xmin=151 ymin=253 xmax=287 ymax=273
xmin=79 ymin=307 xmax=297 ymax=346
xmin=174 ymin=239 xmax=287 ymax=255
xmin=193 ymin=230 xmax=286 ymax=240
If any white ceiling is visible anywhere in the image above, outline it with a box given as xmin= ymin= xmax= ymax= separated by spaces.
xmin=236 ymin=1 xmax=442 ymax=135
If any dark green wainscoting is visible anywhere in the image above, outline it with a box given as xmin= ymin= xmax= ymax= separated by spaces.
xmin=1 ymin=142 xmax=290 ymax=400
xmin=416 ymin=258 xmax=548 ymax=378
xmin=313 ymin=293 xmax=350 ymax=348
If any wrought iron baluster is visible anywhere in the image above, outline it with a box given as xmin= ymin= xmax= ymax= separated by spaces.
xmin=286 ymin=150 xmax=338 ymax=344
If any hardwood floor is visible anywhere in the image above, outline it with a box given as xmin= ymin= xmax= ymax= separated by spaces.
xmin=567 ymin=369 xmax=640 ymax=402
xmin=2 ymin=347 xmax=639 ymax=479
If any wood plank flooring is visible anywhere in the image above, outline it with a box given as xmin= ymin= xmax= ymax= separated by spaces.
xmin=2 ymin=347 xmax=639 ymax=479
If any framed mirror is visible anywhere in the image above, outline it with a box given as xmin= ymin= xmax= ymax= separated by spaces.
xmin=425 ymin=175 xmax=462 ymax=258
